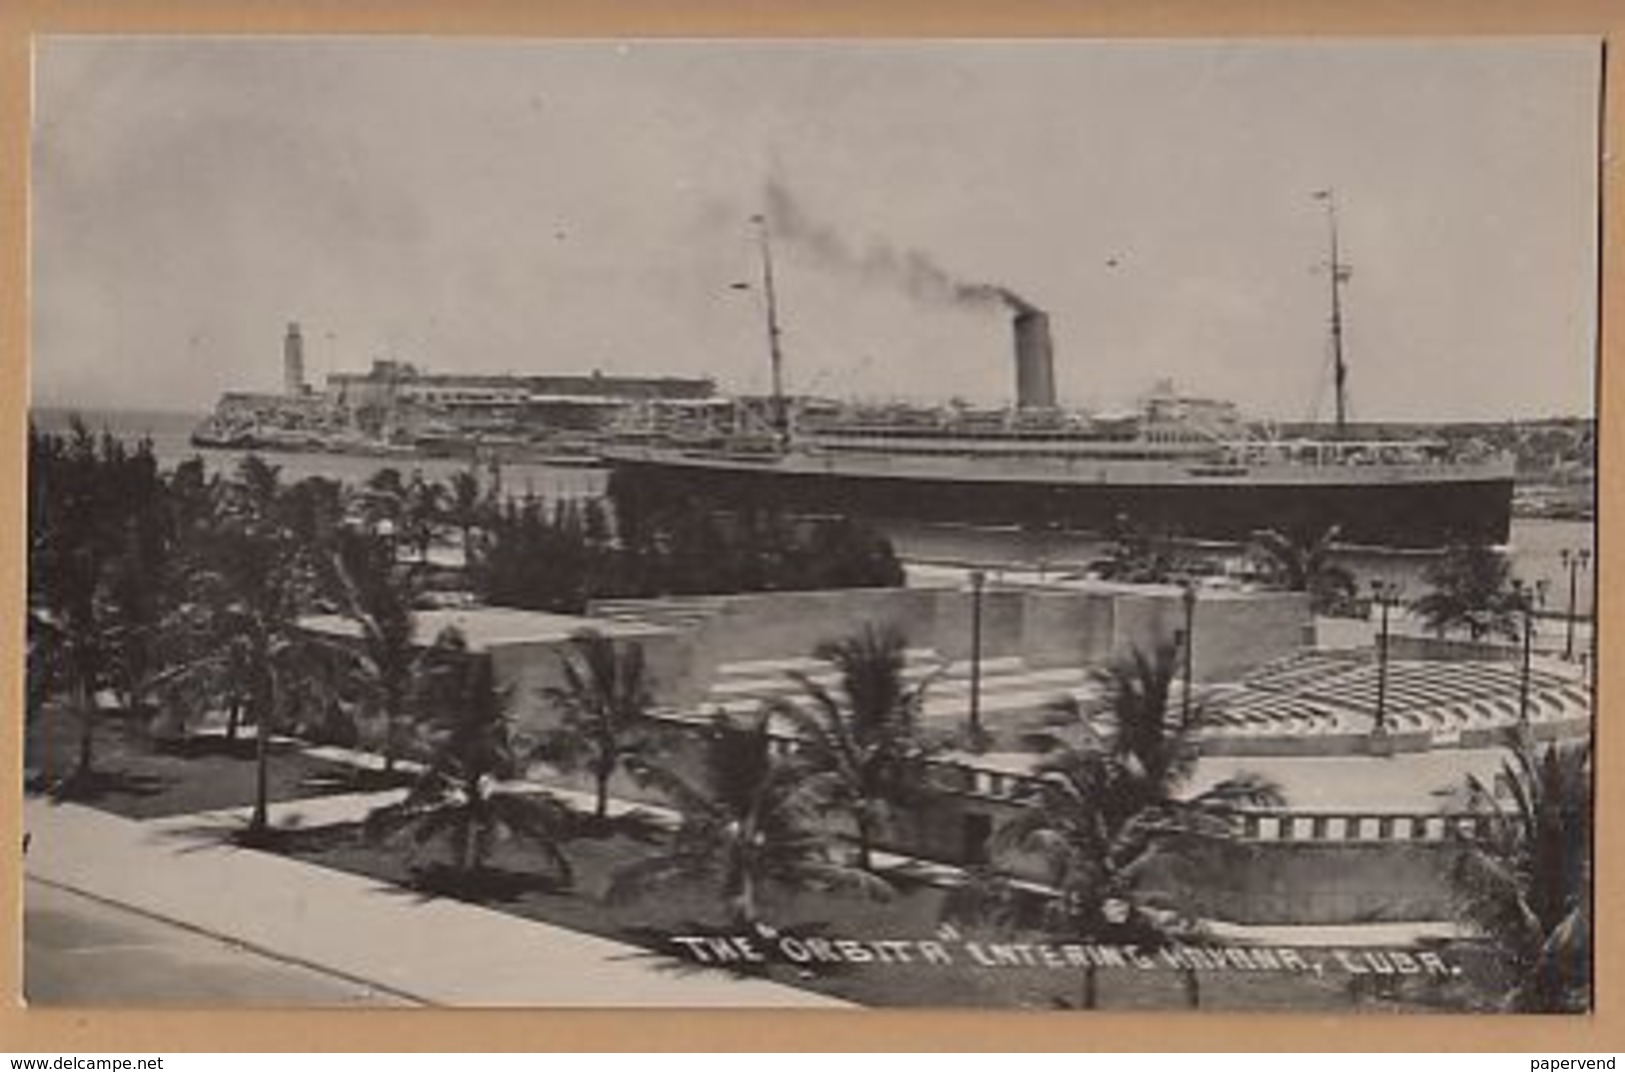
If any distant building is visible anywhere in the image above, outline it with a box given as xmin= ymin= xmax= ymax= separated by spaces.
xmin=197 ymin=324 xmax=728 ymax=450
xmin=323 ymin=360 xmax=721 ymax=438
xmin=283 ymin=322 xmax=306 ymax=396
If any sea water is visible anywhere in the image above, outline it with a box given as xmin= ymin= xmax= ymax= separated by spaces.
xmin=31 ymin=406 xmax=1596 ymax=618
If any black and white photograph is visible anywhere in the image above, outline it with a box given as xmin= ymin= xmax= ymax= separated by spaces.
xmin=23 ymin=36 xmax=1598 ymax=1013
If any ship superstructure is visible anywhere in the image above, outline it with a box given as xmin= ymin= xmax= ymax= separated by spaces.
xmin=604 ymin=199 xmax=1516 ymax=549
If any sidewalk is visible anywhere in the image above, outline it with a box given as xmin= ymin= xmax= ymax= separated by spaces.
xmin=23 ymin=798 xmax=850 ymax=1008
xmin=26 ymin=878 xmax=416 ymax=1006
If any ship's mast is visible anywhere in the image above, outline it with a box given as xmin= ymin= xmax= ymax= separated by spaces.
xmin=1316 ymin=189 xmax=1352 ymax=437
xmin=751 ymin=213 xmax=789 ymax=448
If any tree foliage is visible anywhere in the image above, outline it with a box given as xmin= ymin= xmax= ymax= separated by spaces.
xmin=1092 ymin=516 xmax=1202 ymax=585
xmin=995 ymin=643 xmax=1283 ymax=1007
xmin=364 ymin=629 xmax=579 ymax=887
xmin=537 ymin=629 xmax=658 ymax=823
xmin=480 ymin=489 xmax=904 ymax=613
xmin=27 ymin=420 xmax=173 ymax=788
xmin=1248 ymin=524 xmax=1358 ymax=616
xmin=608 ymin=712 xmax=890 ymax=928
xmin=766 ymin=624 xmax=940 ymax=870
xmin=444 ymin=467 xmax=497 ymax=567
xmin=1413 ymin=541 xmax=1523 ymax=641
xmin=160 ymin=455 xmax=334 ymax=839
xmin=321 ymin=527 xmax=427 ymax=774
xmin=1451 ymin=729 xmax=1591 ymax=1013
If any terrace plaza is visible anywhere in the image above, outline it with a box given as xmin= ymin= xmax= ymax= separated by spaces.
xmin=299 ymin=574 xmax=1591 ymax=927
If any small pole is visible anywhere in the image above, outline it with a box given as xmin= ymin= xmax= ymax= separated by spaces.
xmin=1375 ymin=595 xmax=1389 ymax=735
xmin=1561 ymin=548 xmax=1590 ymax=661
xmin=1516 ymin=580 xmax=1545 ymax=725
xmin=1370 ymin=580 xmax=1400 ymax=739
xmin=1181 ymin=580 xmax=1197 ymax=724
xmin=1516 ymin=580 xmax=1531 ymax=725
xmin=969 ymin=568 xmax=986 ymax=748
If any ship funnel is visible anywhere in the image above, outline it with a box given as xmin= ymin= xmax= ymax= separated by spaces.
xmin=284 ymin=321 xmax=305 ymax=396
xmin=1012 ymin=306 xmax=1056 ymax=409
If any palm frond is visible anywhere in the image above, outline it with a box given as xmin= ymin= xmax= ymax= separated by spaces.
xmin=626 ymin=756 xmax=722 ymax=821
xmin=489 ymin=790 xmax=578 ymax=843
xmin=604 ymin=851 xmax=713 ymax=905
xmin=1189 ymin=772 xmax=1285 ymax=811
xmin=781 ymin=858 xmax=896 ymax=902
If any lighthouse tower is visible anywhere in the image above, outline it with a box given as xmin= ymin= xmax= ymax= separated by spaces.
xmin=283 ymin=321 xmax=306 ymax=396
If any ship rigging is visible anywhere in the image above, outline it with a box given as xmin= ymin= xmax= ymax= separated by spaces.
xmin=600 ymin=204 xmax=1515 ymax=550
xmin=1315 ymin=187 xmax=1354 ymax=437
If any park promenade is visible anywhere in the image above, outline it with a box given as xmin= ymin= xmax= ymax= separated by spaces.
xmin=23 ymin=795 xmax=850 ymax=1008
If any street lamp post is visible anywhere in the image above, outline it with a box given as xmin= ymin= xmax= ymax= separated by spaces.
xmin=1180 ymin=580 xmax=1197 ymax=724
xmin=1514 ymin=579 xmax=1547 ymax=726
xmin=969 ymin=568 xmax=986 ymax=749
xmin=1560 ymin=548 xmax=1591 ymax=661
xmin=1370 ymin=580 xmax=1402 ymax=741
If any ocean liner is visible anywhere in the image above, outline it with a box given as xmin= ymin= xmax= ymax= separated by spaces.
xmin=610 ymin=206 xmax=1518 ymax=550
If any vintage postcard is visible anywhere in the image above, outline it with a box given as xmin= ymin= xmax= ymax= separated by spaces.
xmin=22 ymin=35 xmax=1599 ymax=1017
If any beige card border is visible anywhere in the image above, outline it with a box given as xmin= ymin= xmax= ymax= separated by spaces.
xmin=1 ymin=0 xmax=1618 ymax=1052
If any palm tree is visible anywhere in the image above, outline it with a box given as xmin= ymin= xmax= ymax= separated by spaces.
xmin=445 ymin=468 xmax=492 ymax=569
xmin=25 ymin=607 xmax=64 ymax=730
xmin=148 ymin=619 xmax=259 ymax=748
xmin=608 ymin=712 xmax=889 ymax=929
xmin=175 ymin=455 xmax=325 ymax=841
xmin=993 ymin=747 xmax=1124 ymax=1009
xmin=401 ymin=470 xmax=447 ymax=567
xmin=359 ymin=467 xmax=407 ymax=557
xmin=1412 ymin=540 xmax=1522 ymax=641
xmin=102 ymin=440 xmax=174 ymax=716
xmin=27 ymin=421 xmax=169 ymax=790
xmin=537 ymin=629 xmax=657 ymax=826
xmin=765 ymin=624 xmax=939 ymax=871
xmin=281 ymin=475 xmax=350 ymax=552
xmin=364 ymin=629 xmax=579 ymax=887
xmin=1450 ymin=728 xmax=1590 ymax=1012
xmin=323 ymin=528 xmax=425 ymax=777
xmin=997 ymin=642 xmax=1282 ymax=1008
xmin=145 ymin=458 xmax=233 ymax=740
xmin=1248 ymin=524 xmax=1358 ymax=616
xmin=1094 ymin=516 xmax=1192 ymax=585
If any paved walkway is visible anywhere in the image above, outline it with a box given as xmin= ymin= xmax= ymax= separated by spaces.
xmin=1186 ymin=749 xmax=1509 ymax=812
xmin=23 ymin=798 xmax=849 ymax=1008
xmin=25 ymin=878 xmax=415 ymax=1006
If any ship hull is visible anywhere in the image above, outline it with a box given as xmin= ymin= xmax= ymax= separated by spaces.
xmin=606 ymin=452 xmax=1515 ymax=549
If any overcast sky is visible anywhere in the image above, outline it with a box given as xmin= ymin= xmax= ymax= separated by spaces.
xmin=30 ymin=37 xmax=1600 ymax=420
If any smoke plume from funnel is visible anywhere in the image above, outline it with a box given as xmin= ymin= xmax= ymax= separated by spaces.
xmin=763 ymin=178 xmax=1035 ymax=314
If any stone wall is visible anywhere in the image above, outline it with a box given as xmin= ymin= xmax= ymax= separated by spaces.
xmin=687 ymin=587 xmax=944 ymax=672
xmin=1018 ymin=589 xmax=1116 ymax=669
xmin=1390 ymin=633 xmax=1521 ymax=664
xmin=519 ymin=708 xmax=1471 ymax=927
xmin=1166 ymin=838 xmax=1459 ymax=924
xmin=902 ymin=797 xmax=1466 ymax=925
xmin=1177 ymin=592 xmax=1313 ymax=683
xmin=661 ymin=583 xmax=1310 ymax=690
